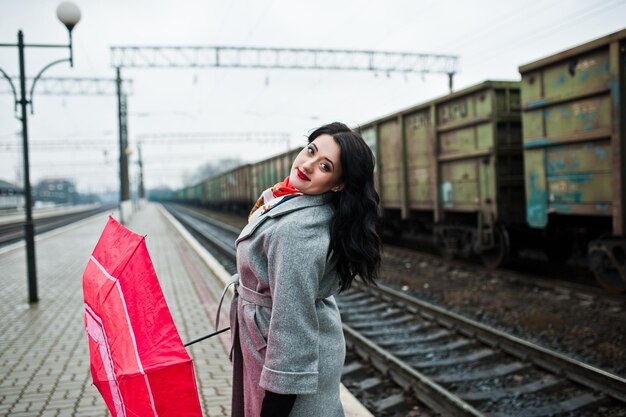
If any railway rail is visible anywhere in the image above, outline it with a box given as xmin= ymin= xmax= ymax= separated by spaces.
xmin=163 ymin=202 xmax=626 ymax=416
xmin=338 ymin=285 xmax=626 ymax=416
xmin=0 ymin=204 xmax=114 ymax=247
xmin=163 ymin=203 xmax=239 ymax=273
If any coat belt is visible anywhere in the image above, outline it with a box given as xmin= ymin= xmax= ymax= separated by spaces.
xmin=215 ymin=274 xmax=272 ymax=337
xmin=217 ymin=274 xmax=273 ymax=362
xmin=237 ymin=282 xmax=273 ymax=308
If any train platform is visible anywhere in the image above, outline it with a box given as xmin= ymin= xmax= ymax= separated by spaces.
xmin=0 ymin=203 xmax=373 ymax=417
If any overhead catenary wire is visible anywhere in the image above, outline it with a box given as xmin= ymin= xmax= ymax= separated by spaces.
xmin=430 ymin=0 xmax=561 ymax=53
xmin=202 ymin=0 xmax=275 ymax=119
xmin=240 ymin=0 xmax=378 ymax=121
xmin=462 ymin=0 xmax=626 ymax=67
xmin=242 ymin=0 xmax=277 ymax=45
xmin=340 ymin=0 xmax=626 ymax=120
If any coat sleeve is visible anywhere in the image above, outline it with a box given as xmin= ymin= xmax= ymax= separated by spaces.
xmin=259 ymin=215 xmax=329 ymax=394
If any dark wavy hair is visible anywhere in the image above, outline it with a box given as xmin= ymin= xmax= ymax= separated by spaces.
xmin=308 ymin=122 xmax=381 ymax=291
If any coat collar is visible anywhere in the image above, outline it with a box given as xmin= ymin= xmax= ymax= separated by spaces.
xmin=236 ymin=193 xmax=333 ymax=244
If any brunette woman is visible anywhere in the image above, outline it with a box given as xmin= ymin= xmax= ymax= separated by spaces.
xmin=229 ymin=122 xmax=380 ymax=417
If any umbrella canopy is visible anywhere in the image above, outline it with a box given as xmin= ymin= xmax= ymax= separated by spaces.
xmin=83 ymin=216 xmax=202 ymax=417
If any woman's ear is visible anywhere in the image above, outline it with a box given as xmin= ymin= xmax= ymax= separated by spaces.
xmin=331 ymin=183 xmax=344 ymax=192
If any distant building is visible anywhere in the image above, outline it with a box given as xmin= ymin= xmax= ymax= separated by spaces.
xmin=34 ymin=178 xmax=78 ymax=205
xmin=0 ymin=180 xmax=23 ymax=210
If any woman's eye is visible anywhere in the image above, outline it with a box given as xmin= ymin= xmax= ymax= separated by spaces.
xmin=321 ymin=163 xmax=331 ymax=172
xmin=307 ymin=146 xmax=314 ymax=155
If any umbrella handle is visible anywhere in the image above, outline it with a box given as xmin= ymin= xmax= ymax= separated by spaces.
xmin=184 ymin=327 xmax=230 ymax=347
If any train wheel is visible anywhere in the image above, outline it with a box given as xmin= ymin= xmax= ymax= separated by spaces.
xmin=480 ymin=226 xmax=510 ymax=269
xmin=589 ymin=242 xmax=626 ymax=292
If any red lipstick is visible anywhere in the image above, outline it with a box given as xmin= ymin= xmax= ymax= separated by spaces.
xmin=296 ymin=168 xmax=310 ymax=181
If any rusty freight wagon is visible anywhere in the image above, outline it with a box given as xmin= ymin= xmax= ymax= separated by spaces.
xmin=519 ymin=28 xmax=626 ymax=291
xmin=362 ymin=80 xmax=523 ymax=268
xmin=251 ymin=148 xmax=300 ymax=199
xmin=201 ymin=164 xmax=253 ymax=213
xmin=178 ymin=182 xmax=202 ymax=205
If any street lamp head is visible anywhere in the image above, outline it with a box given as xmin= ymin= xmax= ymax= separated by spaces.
xmin=56 ymin=2 xmax=81 ymax=32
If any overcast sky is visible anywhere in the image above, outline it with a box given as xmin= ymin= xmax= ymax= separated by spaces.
xmin=1 ymin=0 xmax=625 ymax=194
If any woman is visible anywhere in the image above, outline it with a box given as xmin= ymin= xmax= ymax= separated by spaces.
xmin=229 ymin=122 xmax=381 ymax=417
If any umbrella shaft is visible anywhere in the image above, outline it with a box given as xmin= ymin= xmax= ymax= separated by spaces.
xmin=184 ymin=327 xmax=230 ymax=347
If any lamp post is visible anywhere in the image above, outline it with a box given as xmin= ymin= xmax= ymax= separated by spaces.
xmin=0 ymin=2 xmax=81 ymax=304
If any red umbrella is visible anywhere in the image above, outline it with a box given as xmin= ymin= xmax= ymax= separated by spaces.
xmin=82 ymin=216 xmax=203 ymax=417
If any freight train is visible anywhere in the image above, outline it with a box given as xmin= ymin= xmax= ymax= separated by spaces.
xmin=167 ymin=29 xmax=626 ymax=292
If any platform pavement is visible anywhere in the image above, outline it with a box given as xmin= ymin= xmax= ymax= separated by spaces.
xmin=0 ymin=203 xmax=375 ymax=417
xmin=0 ymin=205 xmax=232 ymax=416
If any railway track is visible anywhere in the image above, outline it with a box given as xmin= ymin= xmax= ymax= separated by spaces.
xmin=0 ymin=204 xmax=114 ymax=247
xmin=163 ymin=203 xmax=239 ymax=273
xmin=337 ymin=285 xmax=626 ymax=416
xmin=163 ymin=203 xmax=626 ymax=416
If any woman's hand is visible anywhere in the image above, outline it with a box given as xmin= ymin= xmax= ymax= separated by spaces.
xmin=260 ymin=390 xmax=297 ymax=417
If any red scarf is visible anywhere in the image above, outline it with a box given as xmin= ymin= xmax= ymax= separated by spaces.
xmin=248 ymin=177 xmax=302 ymax=222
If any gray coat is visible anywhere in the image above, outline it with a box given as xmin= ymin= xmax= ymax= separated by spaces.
xmin=230 ymin=193 xmax=345 ymax=417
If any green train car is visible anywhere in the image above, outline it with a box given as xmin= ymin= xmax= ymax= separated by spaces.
xmin=361 ymin=80 xmax=524 ymax=268
xmin=519 ymin=28 xmax=626 ymax=290
xmin=201 ymin=164 xmax=253 ymax=213
xmin=188 ymin=148 xmax=300 ymax=215
xmin=176 ymin=183 xmax=201 ymax=204
xmin=251 ymin=148 xmax=300 ymax=198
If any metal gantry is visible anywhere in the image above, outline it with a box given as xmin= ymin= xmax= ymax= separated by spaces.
xmin=136 ymin=131 xmax=291 ymax=144
xmin=111 ymin=45 xmax=460 ymax=89
xmin=0 ymin=131 xmax=287 ymax=150
xmin=109 ymin=45 xmax=460 ymax=223
xmin=0 ymin=76 xmax=133 ymax=97
xmin=0 ymin=75 xmax=134 ymax=225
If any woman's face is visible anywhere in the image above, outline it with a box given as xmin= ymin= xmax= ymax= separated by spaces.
xmin=289 ymin=134 xmax=344 ymax=195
